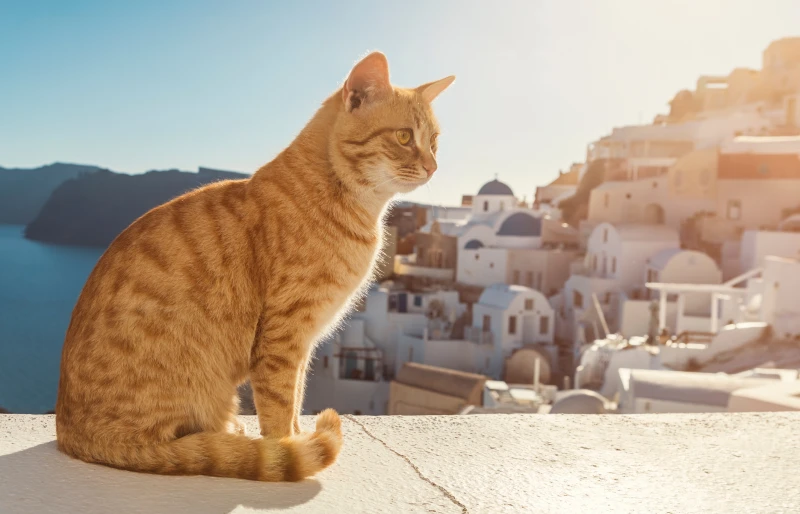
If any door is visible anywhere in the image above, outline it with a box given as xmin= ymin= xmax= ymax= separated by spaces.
xmin=344 ymin=351 xmax=358 ymax=379
xmin=398 ymin=293 xmax=408 ymax=313
xmin=522 ymin=315 xmax=536 ymax=343
xmin=364 ymin=358 xmax=375 ymax=381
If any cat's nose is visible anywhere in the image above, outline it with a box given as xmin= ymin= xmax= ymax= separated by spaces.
xmin=422 ymin=156 xmax=437 ymax=177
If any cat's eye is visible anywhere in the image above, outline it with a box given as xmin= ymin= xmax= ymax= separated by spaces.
xmin=396 ymin=129 xmax=412 ymax=146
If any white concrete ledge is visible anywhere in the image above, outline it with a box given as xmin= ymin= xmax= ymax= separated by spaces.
xmin=2 ymin=413 xmax=799 ymax=513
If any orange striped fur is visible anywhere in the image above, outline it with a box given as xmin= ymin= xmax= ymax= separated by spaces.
xmin=55 ymin=52 xmax=454 ymax=481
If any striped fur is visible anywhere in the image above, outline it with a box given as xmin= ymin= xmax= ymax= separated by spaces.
xmin=55 ymin=51 xmax=453 ymax=481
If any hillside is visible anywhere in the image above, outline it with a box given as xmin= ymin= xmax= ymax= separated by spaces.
xmin=0 ymin=163 xmax=103 ymax=225
xmin=25 ymin=167 xmax=248 ymax=247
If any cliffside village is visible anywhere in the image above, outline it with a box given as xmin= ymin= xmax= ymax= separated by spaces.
xmin=291 ymin=37 xmax=800 ymax=418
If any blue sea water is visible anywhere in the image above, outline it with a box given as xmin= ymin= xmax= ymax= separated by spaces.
xmin=0 ymin=225 xmax=104 ymax=413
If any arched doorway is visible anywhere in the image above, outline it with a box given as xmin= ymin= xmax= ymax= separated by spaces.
xmin=643 ymin=203 xmax=665 ymax=225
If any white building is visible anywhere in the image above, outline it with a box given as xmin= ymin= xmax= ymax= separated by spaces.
xmin=700 ymin=137 xmax=800 ymax=244
xmin=305 ymin=284 xmax=469 ymax=415
xmin=739 ymin=229 xmax=800 ymax=275
xmin=471 ymin=283 xmax=555 ymax=350
xmin=616 ymin=249 xmax=723 ymax=339
xmin=395 ymin=284 xmax=556 ymax=381
xmin=584 ymin=223 xmax=680 ymax=296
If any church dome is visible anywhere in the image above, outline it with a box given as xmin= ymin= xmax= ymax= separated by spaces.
xmin=477 ymin=179 xmax=514 ymax=196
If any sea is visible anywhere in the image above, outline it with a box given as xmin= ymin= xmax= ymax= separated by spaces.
xmin=0 ymin=224 xmax=104 ymax=413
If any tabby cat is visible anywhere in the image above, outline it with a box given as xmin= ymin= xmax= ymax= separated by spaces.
xmin=55 ymin=51 xmax=455 ymax=482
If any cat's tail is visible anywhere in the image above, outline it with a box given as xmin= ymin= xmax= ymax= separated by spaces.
xmin=64 ymin=409 xmax=343 ymax=482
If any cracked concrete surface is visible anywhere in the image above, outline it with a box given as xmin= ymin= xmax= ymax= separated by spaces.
xmin=2 ymin=413 xmax=800 ymax=513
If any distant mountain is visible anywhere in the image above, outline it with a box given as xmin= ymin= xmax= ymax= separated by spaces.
xmin=25 ymin=166 xmax=248 ymax=247
xmin=0 ymin=163 xmax=103 ymax=225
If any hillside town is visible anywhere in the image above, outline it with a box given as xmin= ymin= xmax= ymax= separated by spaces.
xmin=301 ymin=36 xmax=800 ymax=417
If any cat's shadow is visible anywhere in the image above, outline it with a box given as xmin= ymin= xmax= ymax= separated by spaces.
xmin=0 ymin=441 xmax=321 ymax=513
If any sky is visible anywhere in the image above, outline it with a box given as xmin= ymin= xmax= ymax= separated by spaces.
xmin=1 ymin=0 xmax=799 ymax=206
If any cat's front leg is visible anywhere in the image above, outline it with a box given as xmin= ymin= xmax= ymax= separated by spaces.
xmin=249 ymin=330 xmax=308 ymax=439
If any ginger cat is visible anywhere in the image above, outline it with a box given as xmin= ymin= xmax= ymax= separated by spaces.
xmin=55 ymin=52 xmax=454 ymax=482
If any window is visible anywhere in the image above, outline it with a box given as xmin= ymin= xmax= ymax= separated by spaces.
xmin=524 ymin=298 xmax=534 ymax=310
xmin=540 ymin=316 xmax=549 ymax=335
xmin=499 ymin=202 xmax=505 ymax=211
xmin=513 ymin=270 xmax=520 ymax=284
xmin=526 ymin=271 xmax=534 ymax=287
xmin=408 ymin=347 xmax=414 ymax=362
xmin=727 ymin=199 xmax=741 ymax=220
xmin=323 ymin=356 xmax=329 ymax=368
xmin=603 ymin=229 xmax=608 ymax=243
xmin=611 ymin=257 xmax=617 ymax=274
xmin=573 ymin=290 xmax=584 ymax=309
xmin=489 ymin=262 xmax=494 ymax=268
xmin=508 ymin=315 xmax=517 ymax=334
xmin=388 ymin=295 xmax=398 ymax=312
xmin=475 ymin=253 xmax=480 ymax=260
xmin=592 ymin=254 xmax=598 ymax=271
xmin=483 ymin=201 xmax=489 ymax=212
xmin=604 ymin=193 xmax=610 ymax=208
xmin=758 ymin=163 xmax=769 ymax=175
xmin=626 ymin=193 xmax=632 ymax=199
xmin=413 ymin=295 xmax=422 ymax=307
xmin=536 ymin=272 xmax=543 ymax=291
xmin=482 ymin=315 xmax=491 ymax=331
xmin=647 ymin=269 xmax=658 ymax=283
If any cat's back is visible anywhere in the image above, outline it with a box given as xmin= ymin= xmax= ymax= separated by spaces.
xmin=56 ymin=178 xmax=260 ymax=434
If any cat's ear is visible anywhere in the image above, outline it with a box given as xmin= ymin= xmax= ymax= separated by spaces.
xmin=417 ymin=76 xmax=456 ymax=103
xmin=343 ymin=51 xmax=391 ymax=112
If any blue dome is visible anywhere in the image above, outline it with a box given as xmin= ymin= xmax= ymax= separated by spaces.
xmin=464 ymin=239 xmax=485 ymax=249
xmin=496 ymin=212 xmax=542 ymax=237
xmin=477 ymin=179 xmax=514 ymax=196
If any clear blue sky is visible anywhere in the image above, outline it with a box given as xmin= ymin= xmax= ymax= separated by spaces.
xmin=1 ymin=0 xmax=798 ymax=205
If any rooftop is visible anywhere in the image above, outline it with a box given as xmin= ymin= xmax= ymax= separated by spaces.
xmin=2 ymin=413 xmax=800 ymax=512
xmin=477 ymin=179 xmax=514 ymax=196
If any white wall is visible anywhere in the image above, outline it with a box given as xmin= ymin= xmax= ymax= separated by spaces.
xmin=618 ymin=299 xmax=678 ymax=338
xmin=740 ymin=231 xmax=800 ymax=273
xmin=472 ymin=194 xmax=516 ymax=216
xmin=618 ymin=240 xmax=679 ymax=294
xmin=761 ymin=257 xmax=800 ymax=337
xmin=457 ymin=248 xmax=509 ymax=286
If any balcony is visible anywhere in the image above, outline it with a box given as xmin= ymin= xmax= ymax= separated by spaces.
xmin=393 ymin=255 xmax=455 ymax=281
xmin=463 ymin=326 xmax=494 ymax=345
xmin=2 ymin=413 xmax=799 ymax=512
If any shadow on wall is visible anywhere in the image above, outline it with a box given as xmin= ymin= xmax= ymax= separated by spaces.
xmin=0 ymin=442 xmax=322 ymax=514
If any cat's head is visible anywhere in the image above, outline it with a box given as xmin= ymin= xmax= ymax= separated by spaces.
xmin=332 ymin=52 xmax=454 ymax=195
